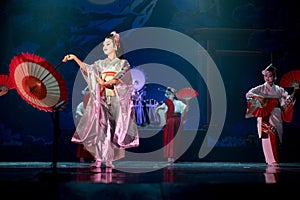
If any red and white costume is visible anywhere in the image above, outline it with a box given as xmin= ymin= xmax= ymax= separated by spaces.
xmin=246 ymin=82 xmax=295 ymax=165
xmin=156 ymin=97 xmax=187 ymax=160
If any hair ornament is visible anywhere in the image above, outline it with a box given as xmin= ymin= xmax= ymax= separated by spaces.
xmin=110 ymin=31 xmax=120 ymax=48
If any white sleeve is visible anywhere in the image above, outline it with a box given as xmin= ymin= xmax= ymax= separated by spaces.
xmin=174 ymin=100 xmax=187 ymax=114
xmin=155 ymin=103 xmax=167 ymax=112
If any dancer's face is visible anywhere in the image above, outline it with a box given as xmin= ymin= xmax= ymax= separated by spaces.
xmin=103 ymin=38 xmax=116 ymax=56
xmin=165 ymin=91 xmax=175 ymax=99
xmin=264 ymin=71 xmax=275 ymax=84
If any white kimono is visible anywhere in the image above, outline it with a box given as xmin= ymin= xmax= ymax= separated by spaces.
xmin=246 ymin=82 xmax=295 ymax=164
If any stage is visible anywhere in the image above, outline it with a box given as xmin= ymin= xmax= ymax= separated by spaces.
xmin=1 ymin=161 xmax=300 ymax=199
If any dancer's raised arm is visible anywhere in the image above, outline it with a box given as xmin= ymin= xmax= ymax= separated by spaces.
xmin=62 ymin=54 xmax=87 ymax=73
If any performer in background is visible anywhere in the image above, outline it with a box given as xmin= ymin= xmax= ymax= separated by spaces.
xmin=245 ymin=64 xmax=298 ymax=167
xmin=63 ymin=31 xmax=139 ymax=168
xmin=131 ymin=79 xmax=146 ymax=126
xmin=155 ymin=87 xmax=189 ymax=164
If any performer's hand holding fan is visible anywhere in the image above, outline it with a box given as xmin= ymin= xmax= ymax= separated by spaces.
xmin=247 ymin=98 xmax=278 ymax=118
xmin=176 ymin=87 xmax=199 ymax=105
xmin=279 ymin=70 xmax=300 ymax=89
xmin=279 ymin=69 xmax=300 ymax=101
xmin=278 ymin=70 xmax=300 ymax=122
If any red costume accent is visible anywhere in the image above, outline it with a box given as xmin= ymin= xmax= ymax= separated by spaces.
xmin=163 ymin=98 xmax=182 ymax=158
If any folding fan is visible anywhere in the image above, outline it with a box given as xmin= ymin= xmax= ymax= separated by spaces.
xmin=176 ymin=87 xmax=199 ymax=100
xmin=246 ymin=98 xmax=278 ymax=118
xmin=9 ymin=53 xmax=68 ymax=112
xmin=279 ymin=70 xmax=300 ymax=88
xmin=0 ymin=74 xmax=15 ymax=96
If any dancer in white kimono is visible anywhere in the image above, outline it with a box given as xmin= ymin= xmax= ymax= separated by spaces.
xmin=63 ymin=31 xmax=139 ymax=168
xmin=245 ymin=64 xmax=298 ymax=167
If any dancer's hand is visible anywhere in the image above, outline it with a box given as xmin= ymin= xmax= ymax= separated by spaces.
xmin=255 ymin=95 xmax=265 ymax=105
xmin=104 ymin=79 xmax=117 ymax=89
xmin=292 ymin=82 xmax=299 ymax=100
xmin=105 ymin=79 xmax=118 ymax=86
xmin=293 ymin=82 xmax=299 ymax=90
xmin=62 ymin=54 xmax=76 ymax=62
xmin=95 ymin=74 xmax=105 ymax=85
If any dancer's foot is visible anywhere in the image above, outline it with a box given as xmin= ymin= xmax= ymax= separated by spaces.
xmin=167 ymin=157 xmax=174 ymax=165
xmin=268 ymin=162 xmax=279 ymax=167
xmin=106 ymin=161 xmax=115 ymax=169
xmin=91 ymin=160 xmax=101 ymax=168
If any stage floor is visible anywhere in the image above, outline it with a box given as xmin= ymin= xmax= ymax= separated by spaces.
xmin=1 ymin=161 xmax=300 ymax=199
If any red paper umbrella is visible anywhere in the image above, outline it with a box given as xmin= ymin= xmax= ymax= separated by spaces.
xmin=279 ymin=70 xmax=300 ymax=88
xmin=0 ymin=74 xmax=15 ymax=96
xmin=246 ymin=98 xmax=278 ymax=118
xmin=176 ymin=87 xmax=199 ymax=100
xmin=9 ymin=53 xmax=68 ymax=112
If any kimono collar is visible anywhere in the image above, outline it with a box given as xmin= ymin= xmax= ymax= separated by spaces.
xmin=105 ymin=57 xmax=120 ymax=64
xmin=264 ymin=82 xmax=275 ymax=90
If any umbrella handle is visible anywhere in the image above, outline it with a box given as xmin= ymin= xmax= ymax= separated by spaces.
xmin=41 ymin=61 xmax=64 ymax=82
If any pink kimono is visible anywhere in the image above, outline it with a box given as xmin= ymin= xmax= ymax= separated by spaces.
xmin=72 ymin=58 xmax=139 ymax=162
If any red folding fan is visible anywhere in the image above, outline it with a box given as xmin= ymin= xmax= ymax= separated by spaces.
xmin=246 ymin=98 xmax=278 ymax=118
xmin=0 ymin=74 xmax=15 ymax=96
xmin=9 ymin=53 xmax=68 ymax=112
xmin=279 ymin=70 xmax=300 ymax=88
xmin=176 ymin=87 xmax=199 ymax=100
